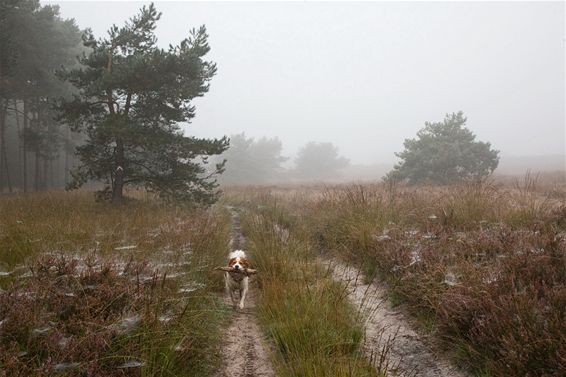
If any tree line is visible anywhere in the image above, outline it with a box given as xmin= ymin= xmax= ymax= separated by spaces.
xmin=216 ymin=133 xmax=350 ymax=185
xmin=0 ymin=0 xmax=84 ymax=193
xmin=216 ymin=113 xmax=500 ymax=186
xmin=0 ymin=1 xmax=500 ymax=202
xmin=1 ymin=1 xmax=228 ymax=203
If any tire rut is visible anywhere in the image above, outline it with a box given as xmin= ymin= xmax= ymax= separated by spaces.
xmin=327 ymin=259 xmax=470 ymax=377
xmin=216 ymin=207 xmax=276 ymax=377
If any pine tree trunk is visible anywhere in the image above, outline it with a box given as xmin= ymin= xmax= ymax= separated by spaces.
xmin=64 ymin=143 xmax=69 ymax=186
xmin=14 ymin=100 xmax=23 ymax=191
xmin=34 ymin=100 xmax=40 ymax=192
xmin=0 ymin=99 xmax=5 ymax=193
xmin=53 ymin=156 xmax=58 ymax=189
xmin=22 ymin=99 xmax=28 ymax=193
xmin=113 ymin=138 xmax=124 ymax=202
xmin=64 ymin=127 xmax=70 ymax=186
xmin=5 ymin=105 xmax=13 ymax=192
xmin=0 ymin=98 xmax=12 ymax=193
xmin=43 ymin=156 xmax=48 ymax=191
xmin=1 ymin=129 xmax=12 ymax=193
xmin=34 ymin=147 xmax=40 ymax=192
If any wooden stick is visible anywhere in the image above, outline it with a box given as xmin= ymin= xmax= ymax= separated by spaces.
xmin=214 ymin=266 xmax=258 ymax=275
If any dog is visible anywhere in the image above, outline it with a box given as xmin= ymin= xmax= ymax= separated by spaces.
xmin=224 ymin=250 xmax=250 ymax=310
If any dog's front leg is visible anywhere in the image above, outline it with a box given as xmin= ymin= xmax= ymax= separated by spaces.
xmin=238 ymin=277 xmax=249 ymax=310
xmin=225 ymin=273 xmax=238 ymax=309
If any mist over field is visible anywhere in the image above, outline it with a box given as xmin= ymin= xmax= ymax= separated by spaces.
xmin=2 ymin=2 xmax=566 ymax=376
xmin=50 ymin=1 xmax=564 ymax=169
xmin=0 ymin=0 xmax=560 ymax=190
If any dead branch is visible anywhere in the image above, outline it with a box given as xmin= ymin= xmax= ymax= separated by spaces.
xmin=214 ymin=266 xmax=258 ymax=276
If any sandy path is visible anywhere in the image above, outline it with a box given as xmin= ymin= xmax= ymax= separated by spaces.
xmin=215 ymin=207 xmax=276 ymax=377
xmin=327 ymin=259 xmax=469 ymax=377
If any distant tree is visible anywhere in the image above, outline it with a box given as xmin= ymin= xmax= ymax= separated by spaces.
xmin=219 ymin=133 xmax=287 ymax=184
xmin=385 ymin=112 xmax=499 ymax=185
xmin=293 ymin=142 xmax=349 ymax=180
xmin=58 ymin=3 xmax=228 ymax=203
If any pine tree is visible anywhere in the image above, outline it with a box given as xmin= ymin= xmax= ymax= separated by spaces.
xmin=386 ymin=112 xmax=499 ymax=184
xmin=58 ymin=3 xmax=228 ymax=203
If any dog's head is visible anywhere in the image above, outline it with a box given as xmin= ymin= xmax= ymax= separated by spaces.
xmin=228 ymin=250 xmax=250 ymax=271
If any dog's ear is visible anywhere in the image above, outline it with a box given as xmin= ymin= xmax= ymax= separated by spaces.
xmin=240 ymin=257 xmax=250 ymax=269
xmin=228 ymin=257 xmax=237 ymax=267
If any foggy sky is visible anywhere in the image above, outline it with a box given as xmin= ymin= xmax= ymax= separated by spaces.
xmin=45 ymin=1 xmax=565 ymax=165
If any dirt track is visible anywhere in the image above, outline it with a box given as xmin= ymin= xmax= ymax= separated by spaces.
xmin=215 ymin=207 xmax=276 ymax=377
xmin=328 ymin=260 xmax=470 ymax=377
xmin=217 ymin=207 xmax=467 ymax=377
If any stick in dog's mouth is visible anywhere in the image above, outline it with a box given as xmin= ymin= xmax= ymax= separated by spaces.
xmin=214 ymin=266 xmax=258 ymax=276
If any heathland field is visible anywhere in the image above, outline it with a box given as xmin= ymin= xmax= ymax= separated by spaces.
xmin=0 ymin=192 xmax=231 ymax=376
xmin=223 ymin=176 xmax=566 ymax=377
xmin=1 ymin=177 xmax=565 ymax=376
xmin=2 ymin=2 xmax=562 ymax=376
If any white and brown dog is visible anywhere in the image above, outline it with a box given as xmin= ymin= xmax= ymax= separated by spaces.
xmin=224 ymin=250 xmax=250 ymax=310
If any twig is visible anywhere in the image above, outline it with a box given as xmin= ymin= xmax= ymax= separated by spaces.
xmin=213 ymin=266 xmax=258 ymax=276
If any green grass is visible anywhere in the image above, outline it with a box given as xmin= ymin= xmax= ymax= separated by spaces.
xmin=236 ymin=200 xmax=386 ymax=377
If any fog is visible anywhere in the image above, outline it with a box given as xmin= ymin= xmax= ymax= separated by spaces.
xmin=46 ymin=0 xmax=564 ymax=171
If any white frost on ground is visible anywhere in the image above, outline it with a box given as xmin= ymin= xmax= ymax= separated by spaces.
xmin=114 ymin=245 xmax=137 ymax=251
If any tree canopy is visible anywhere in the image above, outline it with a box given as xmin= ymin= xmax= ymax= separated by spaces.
xmin=293 ymin=142 xmax=349 ymax=180
xmin=386 ymin=112 xmax=499 ymax=184
xmin=58 ymin=3 xmax=228 ymax=203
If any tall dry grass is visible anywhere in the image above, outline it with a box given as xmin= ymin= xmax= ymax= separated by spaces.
xmin=230 ymin=196 xmax=392 ymax=377
xmin=285 ymin=177 xmax=566 ymax=376
xmin=0 ymin=191 xmax=231 ymax=376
